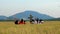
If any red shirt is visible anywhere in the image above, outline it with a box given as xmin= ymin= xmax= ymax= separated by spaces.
xmin=19 ymin=21 xmax=25 ymax=24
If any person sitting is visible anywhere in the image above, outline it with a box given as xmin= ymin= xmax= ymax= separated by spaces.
xmin=39 ymin=19 xmax=44 ymax=24
xmin=15 ymin=20 xmax=19 ymax=24
xmin=19 ymin=19 xmax=26 ymax=24
xmin=31 ymin=19 xmax=35 ymax=24
xmin=35 ymin=18 xmax=39 ymax=24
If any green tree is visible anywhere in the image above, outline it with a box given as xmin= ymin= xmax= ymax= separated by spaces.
xmin=28 ymin=14 xmax=33 ymax=24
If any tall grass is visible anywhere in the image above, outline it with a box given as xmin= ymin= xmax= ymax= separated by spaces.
xmin=0 ymin=21 xmax=60 ymax=34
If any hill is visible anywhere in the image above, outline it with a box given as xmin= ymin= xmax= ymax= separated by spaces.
xmin=0 ymin=16 xmax=7 ymax=20
xmin=47 ymin=18 xmax=60 ymax=21
xmin=9 ymin=10 xmax=54 ymax=20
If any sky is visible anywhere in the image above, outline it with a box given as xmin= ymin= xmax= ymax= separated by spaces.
xmin=0 ymin=0 xmax=60 ymax=18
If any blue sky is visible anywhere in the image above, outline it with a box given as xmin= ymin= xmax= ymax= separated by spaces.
xmin=0 ymin=0 xmax=60 ymax=18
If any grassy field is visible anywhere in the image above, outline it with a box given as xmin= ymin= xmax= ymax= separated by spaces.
xmin=0 ymin=21 xmax=60 ymax=34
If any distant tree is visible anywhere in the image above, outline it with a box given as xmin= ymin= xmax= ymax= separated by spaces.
xmin=28 ymin=14 xmax=33 ymax=24
xmin=28 ymin=14 xmax=33 ymax=20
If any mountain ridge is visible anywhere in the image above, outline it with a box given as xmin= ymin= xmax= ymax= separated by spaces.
xmin=0 ymin=10 xmax=57 ymax=20
xmin=8 ymin=10 xmax=54 ymax=20
xmin=0 ymin=16 xmax=7 ymax=20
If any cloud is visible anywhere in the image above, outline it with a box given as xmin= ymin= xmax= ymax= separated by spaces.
xmin=0 ymin=0 xmax=60 ymax=18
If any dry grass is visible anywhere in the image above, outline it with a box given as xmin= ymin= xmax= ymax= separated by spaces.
xmin=0 ymin=21 xmax=60 ymax=34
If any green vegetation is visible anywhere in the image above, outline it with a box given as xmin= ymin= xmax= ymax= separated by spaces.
xmin=0 ymin=21 xmax=60 ymax=34
xmin=28 ymin=14 xmax=33 ymax=21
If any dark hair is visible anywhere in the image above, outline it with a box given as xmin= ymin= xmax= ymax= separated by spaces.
xmin=15 ymin=20 xmax=18 ymax=24
xmin=21 ymin=19 xmax=23 ymax=21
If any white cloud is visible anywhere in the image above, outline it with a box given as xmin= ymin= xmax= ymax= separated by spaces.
xmin=0 ymin=0 xmax=60 ymax=18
